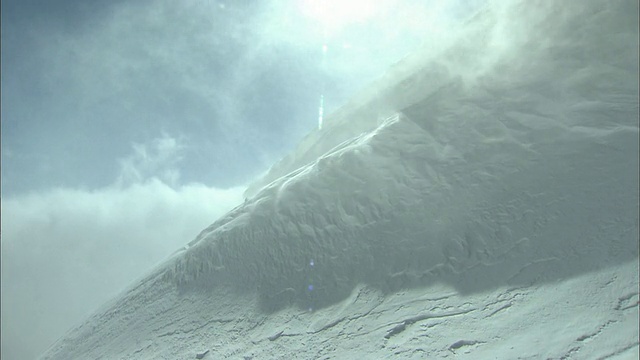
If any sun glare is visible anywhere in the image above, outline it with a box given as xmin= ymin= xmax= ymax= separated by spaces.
xmin=299 ymin=0 xmax=393 ymax=34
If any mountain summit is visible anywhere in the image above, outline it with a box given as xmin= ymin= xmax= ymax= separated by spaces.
xmin=41 ymin=0 xmax=639 ymax=358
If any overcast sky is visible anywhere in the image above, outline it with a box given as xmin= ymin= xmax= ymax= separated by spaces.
xmin=1 ymin=1 xmax=485 ymax=359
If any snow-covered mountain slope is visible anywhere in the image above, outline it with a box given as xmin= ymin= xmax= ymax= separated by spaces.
xmin=40 ymin=0 xmax=638 ymax=359
xmin=244 ymin=0 xmax=639 ymax=199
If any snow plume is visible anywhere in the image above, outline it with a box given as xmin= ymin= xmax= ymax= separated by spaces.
xmin=244 ymin=0 xmax=640 ymax=198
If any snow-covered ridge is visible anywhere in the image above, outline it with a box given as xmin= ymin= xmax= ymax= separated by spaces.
xmin=168 ymin=114 xmax=463 ymax=310
xmin=165 ymin=85 xmax=637 ymax=313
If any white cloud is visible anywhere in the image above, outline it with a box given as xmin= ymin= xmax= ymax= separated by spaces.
xmin=117 ymin=134 xmax=186 ymax=187
xmin=1 ymin=179 xmax=244 ymax=360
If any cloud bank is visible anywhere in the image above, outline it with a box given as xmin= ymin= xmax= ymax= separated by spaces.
xmin=1 ymin=142 xmax=244 ymax=360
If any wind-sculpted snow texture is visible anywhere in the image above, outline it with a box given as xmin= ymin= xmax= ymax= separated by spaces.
xmin=41 ymin=0 xmax=638 ymax=359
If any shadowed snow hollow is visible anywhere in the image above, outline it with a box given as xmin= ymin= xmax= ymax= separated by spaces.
xmin=41 ymin=0 xmax=638 ymax=359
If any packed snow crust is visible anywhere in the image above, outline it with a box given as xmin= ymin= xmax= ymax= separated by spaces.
xmin=41 ymin=0 xmax=638 ymax=359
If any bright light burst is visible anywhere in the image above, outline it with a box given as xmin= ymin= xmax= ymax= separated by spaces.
xmin=297 ymin=0 xmax=450 ymax=130
xmin=299 ymin=0 xmax=394 ymax=35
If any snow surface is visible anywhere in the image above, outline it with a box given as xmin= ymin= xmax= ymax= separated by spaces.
xmin=40 ymin=0 xmax=638 ymax=359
